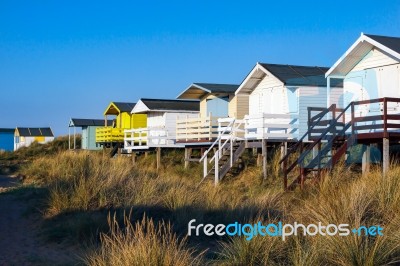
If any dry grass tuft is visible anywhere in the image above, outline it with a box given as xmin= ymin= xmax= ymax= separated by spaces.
xmin=84 ymin=212 xmax=204 ymax=266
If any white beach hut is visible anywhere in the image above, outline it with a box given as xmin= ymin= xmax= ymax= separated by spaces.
xmin=124 ymin=98 xmax=199 ymax=150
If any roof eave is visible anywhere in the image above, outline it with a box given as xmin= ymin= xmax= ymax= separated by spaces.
xmin=132 ymin=108 xmax=199 ymax=114
xmin=236 ymin=63 xmax=284 ymax=95
xmin=176 ymin=83 xmax=211 ymax=99
xmin=103 ymin=102 xmax=121 ymax=116
xmin=326 ymin=33 xmax=400 ymax=78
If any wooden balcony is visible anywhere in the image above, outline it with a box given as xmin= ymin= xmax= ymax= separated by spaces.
xmin=176 ymin=116 xmax=220 ymax=143
xmin=96 ymin=127 xmax=125 ymax=143
xmin=124 ymin=127 xmax=181 ymax=150
xmin=244 ymin=113 xmax=299 ymax=140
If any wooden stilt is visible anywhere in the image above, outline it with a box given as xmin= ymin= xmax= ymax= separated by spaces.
xmin=312 ymin=145 xmax=318 ymax=178
xmin=132 ymin=152 xmax=136 ymax=165
xmin=257 ymin=153 xmax=262 ymax=167
xmin=184 ymin=148 xmax=192 ymax=169
xmin=73 ymin=126 xmax=76 ymax=149
xmin=200 ymin=147 xmax=205 ymax=157
xmin=262 ymin=139 xmax=267 ymax=180
xmin=317 ymin=142 xmax=322 ymax=180
xmin=299 ymin=142 xmax=304 ymax=189
xmin=156 ymin=147 xmax=161 ymax=170
xmin=300 ymin=168 xmax=305 ymax=189
xmin=280 ymin=142 xmax=287 ymax=171
xmin=383 ymin=138 xmax=389 ymax=175
xmin=184 ymin=148 xmax=189 ymax=169
xmin=362 ymin=144 xmax=371 ymax=175
xmin=145 ymin=151 xmax=148 ymax=158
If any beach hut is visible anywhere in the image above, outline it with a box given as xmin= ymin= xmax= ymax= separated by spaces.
xmin=280 ymin=33 xmax=400 ymax=189
xmin=124 ymin=98 xmax=199 ymax=150
xmin=0 ymin=128 xmax=14 ymax=152
xmin=175 ymin=83 xmax=247 ymax=143
xmin=14 ymin=127 xmax=54 ymax=150
xmin=235 ymin=62 xmax=343 ymax=141
xmin=68 ymin=118 xmax=112 ymax=150
xmin=326 ymin=33 xmax=400 ymax=121
xmin=95 ymin=102 xmax=147 ymax=148
xmin=324 ymin=33 xmax=400 ymax=174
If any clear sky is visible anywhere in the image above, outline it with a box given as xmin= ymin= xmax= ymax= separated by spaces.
xmin=1 ymin=1 xmax=400 ymax=135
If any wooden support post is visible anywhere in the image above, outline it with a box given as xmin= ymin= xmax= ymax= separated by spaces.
xmin=312 ymin=145 xmax=318 ymax=178
xmin=253 ymin=147 xmax=257 ymax=156
xmin=362 ymin=144 xmax=371 ymax=175
xmin=262 ymin=139 xmax=267 ymax=180
xmin=132 ymin=152 xmax=136 ymax=165
xmin=145 ymin=151 xmax=148 ymax=158
xmin=184 ymin=148 xmax=189 ymax=169
xmin=257 ymin=153 xmax=262 ymax=167
xmin=299 ymin=142 xmax=304 ymax=189
xmin=68 ymin=127 xmax=71 ymax=150
xmin=317 ymin=142 xmax=322 ymax=180
xmin=156 ymin=147 xmax=161 ymax=170
xmin=214 ymin=151 xmax=219 ymax=186
xmin=300 ymin=168 xmax=305 ymax=190
xmin=383 ymin=138 xmax=389 ymax=175
xmin=73 ymin=126 xmax=76 ymax=149
xmin=184 ymin=148 xmax=192 ymax=169
xmin=280 ymin=142 xmax=287 ymax=171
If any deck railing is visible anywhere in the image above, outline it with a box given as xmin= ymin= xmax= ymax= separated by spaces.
xmin=96 ymin=127 xmax=125 ymax=143
xmin=308 ymin=97 xmax=400 ymax=138
xmin=176 ymin=115 xmax=221 ymax=142
xmin=244 ymin=113 xmax=299 ymax=140
xmin=124 ymin=128 xmax=148 ymax=148
xmin=124 ymin=127 xmax=177 ymax=149
xmin=351 ymin=97 xmax=400 ymax=136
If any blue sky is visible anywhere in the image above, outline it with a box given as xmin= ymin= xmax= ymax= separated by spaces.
xmin=1 ymin=1 xmax=400 ymax=135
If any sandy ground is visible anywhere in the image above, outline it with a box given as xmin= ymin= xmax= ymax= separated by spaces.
xmin=0 ymin=175 xmax=80 ymax=266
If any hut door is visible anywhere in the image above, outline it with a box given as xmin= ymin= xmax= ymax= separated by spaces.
xmin=263 ymin=86 xmax=284 ymax=114
xmin=344 ymin=76 xmax=368 ymax=119
xmin=206 ymin=97 xmax=229 ymax=117
xmin=378 ymin=65 xmax=400 ymax=113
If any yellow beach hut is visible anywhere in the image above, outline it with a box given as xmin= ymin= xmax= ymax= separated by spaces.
xmin=96 ymin=102 xmax=147 ymax=154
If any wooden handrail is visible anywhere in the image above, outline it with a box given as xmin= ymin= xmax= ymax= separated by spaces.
xmin=297 ymin=102 xmax=352 ymax=164
xmin=279 ymin=104 xmax=335 ymax=164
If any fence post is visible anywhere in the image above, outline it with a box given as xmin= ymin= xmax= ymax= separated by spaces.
xmin=351 ymin=102 xmax=355 ymax=136
xmin=214 ymin=152 xmax=219 ymax=186
xmin=203 ymin=153 xmax=208 ymax=178
xmin=308 ymin=107 xmax=311 ymax=140
xmin=230 ymin=138 xmax=233 ymax=167
xmin=383 ymin=98 xmax=388 ymax=138
xmin=262 ymin=139 xmax=267 ymax=180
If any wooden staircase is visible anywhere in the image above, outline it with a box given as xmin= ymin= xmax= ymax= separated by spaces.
xmin=204 ymin=141 xmax=246 ymax=182
xmin=280 ymin=103 xmax=355 ymax=190
xmin=200 ymin=118 xmax=245 ymax=185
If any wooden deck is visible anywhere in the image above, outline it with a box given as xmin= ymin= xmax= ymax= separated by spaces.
xmin=281 ymin=97 xmax=400 ymax=191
